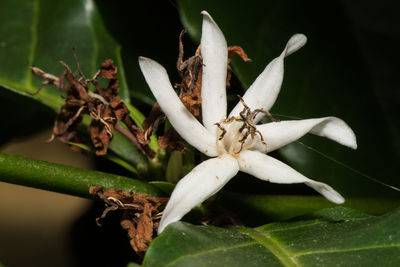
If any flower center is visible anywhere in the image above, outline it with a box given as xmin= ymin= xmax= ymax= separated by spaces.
xmin=214 ymin=96 xmax=271 ymax=157
xmin=215 ymin=120 xmax=255 ymax=156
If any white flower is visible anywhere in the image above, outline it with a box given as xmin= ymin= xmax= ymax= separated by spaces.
xmin=139 ymin=11 xmax=357 ymax=234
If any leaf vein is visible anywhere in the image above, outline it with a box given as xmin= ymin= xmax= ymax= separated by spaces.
xmin=238 ymin=228 xmax=299 ymax=267
xmin=164 ymin=241 xmax=258 ymax=266
xmin=27 ymin=0 xmax=39 ymax=88
xmin=88 ymin=0 xmax=98 ymax=75
xmin=262 ymin=217 xmax=368 ymax=233
xmin=294 ymin=244 xmax=400 ymax=257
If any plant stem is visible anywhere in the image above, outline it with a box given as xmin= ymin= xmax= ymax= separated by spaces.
xmin=0 ymin=153 xmax=163 ymax=198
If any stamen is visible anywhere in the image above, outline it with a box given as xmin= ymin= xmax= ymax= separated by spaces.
xmin=215 ymin=96 xmax=269 ymax=155
xmin=256 ymin=129 xmax=268 ymax=152
xmin=215 ymin=122 xmax=226 ymax=140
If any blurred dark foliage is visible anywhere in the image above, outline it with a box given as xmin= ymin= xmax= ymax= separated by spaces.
xmin=0 ymin=88 xmax=55 ymax=146
xmin=69 ymin=202 xmax=138 ymax=266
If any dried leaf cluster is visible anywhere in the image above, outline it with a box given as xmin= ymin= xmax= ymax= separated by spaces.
xmin=31 ymin=55 xmax=154 ymax=157
xmin=90 ymin=186 xmax=168 ymax=256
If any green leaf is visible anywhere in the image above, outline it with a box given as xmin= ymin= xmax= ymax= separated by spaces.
xmin=143 ymin=207 xmax=400 ymax=266
xmin=67 ymin=141 xmax=139 ymax=175
xmin=108 ymin=129 xmax=147 ymax=167
xmin=0 ymin=0 xmax=129 ymax=107
xmin=0 ymin=0 xmax=153 ymax=169
xmin=220 ymin=192 xmax=400 ymax=226
xmin=166 ymin=151 xmax=183 ymax=184
xmin=149 ymin=181 xmax=175 ymax=195
xmin=0 ymin=152 xmax=163 ymax=198
xmin=176 ymin=0 xmax=400 ymax=198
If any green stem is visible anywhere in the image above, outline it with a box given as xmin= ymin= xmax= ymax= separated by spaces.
xmin=0 ymin=153 xmax=163 ymax=198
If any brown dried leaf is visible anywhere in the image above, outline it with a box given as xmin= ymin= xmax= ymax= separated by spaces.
xmin=130 ymin=125 xmax=148 ymax=145
xmin=52 ymin=104 xmax=84 ymax=142
xmin=181 ymin=92 xmax=202 ymax=118
xmin=109 ymin=96 xmax=129 ymax=121
xmin=63 ymin=66 xmax=90 ymax=101
xmin=158 ymin=128 xmax=186 ymax=153
xmin=106 ymin=78 xmax=120 ymax=97
xmin=176 ymin=30 xmax=203 ymax=120
xmin=88 ymin=104 xmax=116 ymax=155
xmin=226 ymin=46 xmax=252 ymax=88
xmin=29 ymin=66 xmax=61 ymax=94
xmin=122 ymin=206 xmax=153 ymax=255
xmin=48 ymin=65 xmax=91 ymax=145
xmin=33 ymin=56 xmax=156 ymax=156
xmin=140 ymin=102 xmax=166 ymax=146
xmin=90 ymin=186 xmax=168 ymax=256
xmin=142 ymin=102 xmax=161 ymax=133
xmin=227 ymin=46 xmax=252 ymax=63
xmin=100 ymin=59 xmax=118 ymax=79
xmin=96 ymin=60 xmax=120 ymax=101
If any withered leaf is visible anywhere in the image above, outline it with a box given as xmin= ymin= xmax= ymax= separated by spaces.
xmin=32 ymin=55 xmax=156 ymax=157
xmin=29 ymin=66 xmax=61 ymax=94
xmin=89 ymin=104 xmax=116 ymax=155
xmin=110 ymin=96 xmax=129 ymax=121
xmin=158 ymin=128 xmax=186 ymax=153
xmin=140 ymin=102 xmax=165 ymax=146
xmin=176 ymin=30 xmax=203 ymax=121
xmin=226 ymin=46 xmax=252 ymax=88
xmin=90 ymin=186 xmax=168 ymax=256
xmin=227 ymin=46 xmax=252 ymax=63
xmin=100 ymin=59 xmax=118 ymax=79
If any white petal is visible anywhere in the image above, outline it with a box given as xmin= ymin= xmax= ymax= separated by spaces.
xmin=229 ymin=34 xmax=307 ymax=124
xmin=200 ymin=11 xmax=228 ymax=135
xmin=284 ymin=33 xmax=308 ymax=56
xmin=158 ymin=154 xmax=239 ymax=234
xmin=139 ymin=57 xmax=218 ymax=156
xmin=252 ymin=117 xmax=357 ymax=153
xmin=304 ymin=180 xmax=345 ymax=205
xmin=238 ymin=150 xmax=345 ymax=204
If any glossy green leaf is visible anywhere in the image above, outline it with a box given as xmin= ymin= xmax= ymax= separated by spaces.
xmin=0 ymin=0 xmax=129 ymax=107
xmin=166 ymin=151 xmax=183 ymax=184
xmin=143 ymin=207 xmax=400 ymax=266
xmin=176 ymin=0 xmax=400 ymax=198
xmin=220 ymin=192 xmax=400 ymax=226
xmin=68 ymin=141 xmax=138 ymax=175
xmin=149 ymin=181 xmax=175 ymax=195
xmin=108 ymin=129 xmax=147 ymax=167
xmin=0 ymin=152 xmax=163 ymax=198
xmin=0 ymin=0 xmax=153 ymax=169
